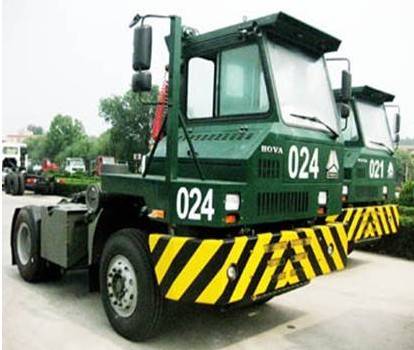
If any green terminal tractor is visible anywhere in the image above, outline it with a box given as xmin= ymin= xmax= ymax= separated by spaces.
xmin=327 ymin=84 xmax=400 ymax=251
xmin=10 ymin=12 xmax=399 ymax=341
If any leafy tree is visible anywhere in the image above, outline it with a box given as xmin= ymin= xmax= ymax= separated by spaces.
xmin=45 ymin=114 xmax=86 ymax=161
xmin=99 ymin=88 xmax=158 ymax=163
xmin=395 ymin=149 xmax=414 ymax=183
xmin=27 ymin=124 xmax=44 ymax=135
xmin=26 ymin=135 xmax=47 ymax=163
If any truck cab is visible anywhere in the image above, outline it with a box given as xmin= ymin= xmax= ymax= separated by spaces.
xmin=338 ymin=86 xmax=398 ymax=206
xmin=64 ymin=157 xmax=86 ymax=174
xmin=105 ymin=13 xmax=350 ymax=232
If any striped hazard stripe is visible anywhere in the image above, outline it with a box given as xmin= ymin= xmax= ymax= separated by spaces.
xmin=327 ymin=204 xmax=400 ymax=249
xmin=148 ymin=223 xmax=348 ymax=306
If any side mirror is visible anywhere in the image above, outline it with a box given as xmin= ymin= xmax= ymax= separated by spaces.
xmin=395 ymin=112 xmax=401 ymax=134
xmin=341 ymin=70 xmax=352 ymax=103
xmin=132 ymin=72 xmax=152 ymax=92
xmin=133 ymin=25 xmax=152 ymax=71
xmin=339 ymin=102 xmax=350 ymax=119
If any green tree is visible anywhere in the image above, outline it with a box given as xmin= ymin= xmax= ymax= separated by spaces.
xmin=26 ymin=135 xmax=47 ymax=163
xmin=99 ymin=89 xmax=158 ymax=163
xmin=27 ymin=124 xmax=44 ymax=135
xmin=395 ymin=149 xmax=414 ymax=184
xmin=45 ymin=114 xmax=86 ymax=161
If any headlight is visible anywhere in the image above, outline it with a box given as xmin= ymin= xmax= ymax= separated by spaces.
xmin=225 ymin=194 xmax=240 ymax=211
xmin=342 ymin=185 xmax=349 ymax=195
xmin=318 ymin=191 xmax=328 ymax=206
xmin=382 ymin=186 xmax=388 ymax=195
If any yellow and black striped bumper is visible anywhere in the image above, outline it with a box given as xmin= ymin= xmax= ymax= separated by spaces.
xmin=327 ymin=204 xmax=400 ymax=250
xmin=148 ymin=223 xmax=347 ymax=306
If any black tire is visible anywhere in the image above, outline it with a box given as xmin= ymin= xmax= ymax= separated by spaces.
xmin=100 ymin=229 xmax=163 ymax=341
xmin=16 ymin=172 xmax=25 ymax=195
xmin=5 ymin=174 xmax=12 ymax=194
xmin=10 ymin=173 xmax=20 ymax=195
xmin=11 ymin=207 xmax=62 ymax=282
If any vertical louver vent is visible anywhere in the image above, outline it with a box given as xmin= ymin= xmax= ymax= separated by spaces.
xmin=354 ymin=186 xmax=379 ymax=197
xmin=258 ymin=159 xmax=280 ymax=178
xmin=356 ymin=167 xmax=366 ymax=178
xmin=257 ymin=192 xmax=309 ymax=216
xmin=344 ymin=168 xmax=352 ymax=180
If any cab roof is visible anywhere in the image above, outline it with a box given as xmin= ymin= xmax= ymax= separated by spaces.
xmin=184 ymin=12 xmax=341 ymax=58
xmin=352 ymin=86 xmax=395 ymax=105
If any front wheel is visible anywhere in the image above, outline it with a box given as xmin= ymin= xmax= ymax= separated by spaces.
xmin=100 ymin=229 xmax=163 ymax=341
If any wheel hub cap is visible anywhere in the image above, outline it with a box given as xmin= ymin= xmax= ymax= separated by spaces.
xmin=107 ymin=255 xmax=138 ymax=318
xmin=17 ymin=223 xmax=31 ymax=265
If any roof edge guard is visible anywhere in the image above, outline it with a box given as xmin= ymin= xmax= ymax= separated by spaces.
xmin=352 ymin=86 xmax=395 ymax=105
xmin=184 ymin=12 xmax=341 ymax=58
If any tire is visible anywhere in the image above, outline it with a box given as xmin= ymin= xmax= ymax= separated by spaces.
xmin=10 ymin=173 xmax=19 ymax=195
xmin=11 ymin=207 xmax=62 ymax=282
xmin=5 ymin=174 xmax=11 ymax=194
xmin=16 ymin=172 xmax=25 ymax=195
xmin=100 ymin=229 xmax=163 ymax=341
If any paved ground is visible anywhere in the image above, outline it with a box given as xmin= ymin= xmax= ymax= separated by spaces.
xmin=2 ymin=192 xmax=414 ymax=350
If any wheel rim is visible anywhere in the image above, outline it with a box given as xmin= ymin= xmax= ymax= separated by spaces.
xmin=17 ymin=222 xmax=32 ymax=265
xmin=106 ymin=254 xmax=138 ymax=318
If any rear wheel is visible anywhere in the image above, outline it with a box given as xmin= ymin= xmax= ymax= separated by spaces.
xmin=10 ymin=173 xmax=19 ymax=195
xmin=100 ymin=229 xmax=163 ymax=341
xmin=5 ymin=174 xmax=11 ymax=194
xmin=12 ymin=207 xmax=61 ymax=282
xmin=16 ymin=172 xmax=25 ymax=195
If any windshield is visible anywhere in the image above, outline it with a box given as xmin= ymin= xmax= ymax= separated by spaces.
xmin=70 ymin=159 xmax=84 ymax=167
xmin=267 ymin=40 xmax=339 ymax=133
xmin=355 ymin=100 xmax=393 ymax=151
xmin=3 ymin=146 xmax=19 ymax=156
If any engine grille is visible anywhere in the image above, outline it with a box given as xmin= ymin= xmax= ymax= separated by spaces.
xmin=354 ymin=186 xmax=379 ymax=198
xmin=258 ymin=159 xmax=280 ymax=179
xmin=356 ymin=167 xmax=366 ymax=178
xmin=257 ymin=192 xmax=309 ymax=216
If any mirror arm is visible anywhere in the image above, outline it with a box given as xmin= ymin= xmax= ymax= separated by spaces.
xmin=130 ymin=13 xmax=171 ymax=28
xmin=326 ymin=57 xmax=351 ymax=73
xmin=341 ymin=116 xmax=348 ymax=131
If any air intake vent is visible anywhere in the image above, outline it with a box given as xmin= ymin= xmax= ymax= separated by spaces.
xmin=354 ymin=186 xmax=379 ymax=198
xmin=356 ymin=167 xmax=366 ymax=178
xmin=344 ymin=168 xmax=352 ymax=180
xmin=258 ymin=159 xmax=280 ymax=178
xmin=178 ymin=132 xmax=254 ymax=142
xmin=257 ymin=192 xmax=309 ymax=216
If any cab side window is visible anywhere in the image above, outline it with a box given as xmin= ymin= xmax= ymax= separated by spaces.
xmin=186 ymin=44 xmax=269 ymax=119
xmin=340 ymin=104 xmax=359 ymax=142
xmin=187 ymin=57 xmax=215 ymax=119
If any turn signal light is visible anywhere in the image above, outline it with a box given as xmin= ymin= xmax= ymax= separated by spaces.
xmin=317 ymin=207 xmax=326 ymax=216
xmin=225 ymin=214 xmax=238 ymax=224
xmin=149 ymin=209 xmax=165 ymax=219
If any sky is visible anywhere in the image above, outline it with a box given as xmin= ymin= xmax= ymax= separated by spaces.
xmin=2 ymin=0 xmax=413 ymax=138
